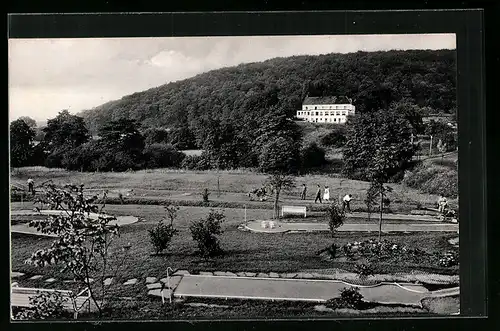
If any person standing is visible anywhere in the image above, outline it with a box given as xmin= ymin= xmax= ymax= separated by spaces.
xmin=437 ymin=195 xmax=448 ymax=214
xmin=342 ymin=194 xmax=352 ymax=212
xmin=314 ymin=185 xmax=322 ymax=203
xmin=27 ymin=178 xmax=34 ymax=195
xmin=300 ymin=184 xmax=307 ymax=200
xmin=323 ymin=185 xmax=330 ymax=202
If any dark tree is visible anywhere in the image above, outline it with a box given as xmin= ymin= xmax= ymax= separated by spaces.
xmin=98 ymin=118 xmax=145 ymax=170
xmin=18 ymin=116 xmax=37 ymax=129
xmin=10 ymin=119 xmax=36 ymax=167
xmin=41 ymin=110 xmax=90 ymax=155
xmin=342 ymin=109 xmax=416 ymax=182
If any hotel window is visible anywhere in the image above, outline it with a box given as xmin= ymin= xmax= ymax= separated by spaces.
xmin=334 ymin=118 xmax=337 ymax=122
xmin=307 ymin=112 xmax=310 ymax=115
xmin=315 ymin=106 xmax=317 ymax=110
xmin=305 ymin=107 xmax=308 ymax=110
xmin=335 ymin=111 xmax=339 ymax=116
xmin=315 ymin=111 xmax=319 ymax=116
xmin=342 ymin=111 xmax=346 ymax=115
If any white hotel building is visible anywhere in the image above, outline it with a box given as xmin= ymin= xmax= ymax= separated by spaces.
xmin=296 ymin=96 xmax=355 ymax=124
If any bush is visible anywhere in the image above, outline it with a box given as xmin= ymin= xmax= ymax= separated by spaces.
xmin=14 ymin=291 xmax=67 ymax=320
xmin=143 ymin=143 xmax=185 ymax=169
xmin=202 ymin=188 xmax=210 ymax=203
xmin=326 ymin=287 xmax=364 ymax=309
xmin=355 ymin=262 xmax=375 ymax=279
xmin=189 ymin=209 xmax=225 ymax=257
xmin=148 ymin=220 xmax=178 ymax=255
xmin=181 ymin=154 xmax=211 ymax=170
xmin=437 ymin=251 xmax=459 ymax=267
xmin=326 ymin=203 xmax=345 ymax=237
xmin=320 ymin=130 xmax=347 ymax=148
xmin=300 ymin=142 xmax=327 ymax=169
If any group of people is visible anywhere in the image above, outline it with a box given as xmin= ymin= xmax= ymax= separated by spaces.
xmin=300 ymin=184 xmax=353 ymax=212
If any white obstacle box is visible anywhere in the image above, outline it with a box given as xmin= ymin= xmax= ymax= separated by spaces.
xmin=260 ymin=220 xmax=277 ymax=229
xmin=261 ymin=221 xmax=269 ymax=229
xmin=281 ymin=206 xmax=307 ymax=218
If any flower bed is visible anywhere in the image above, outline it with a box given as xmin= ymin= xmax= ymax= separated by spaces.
xmin=338 ymin=239 xmax=459 ymax=268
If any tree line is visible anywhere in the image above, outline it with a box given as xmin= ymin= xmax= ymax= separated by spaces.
xmin=9 ymin=109 xmax=328 ymax=173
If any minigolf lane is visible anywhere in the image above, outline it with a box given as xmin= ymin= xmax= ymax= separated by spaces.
xmin=10 ymin=210 xmax=140 ymax=237
xmin=173 ymin=275 xmax=430 ymax=306
xmin=244 ymin=220 xmax=458 ymax=233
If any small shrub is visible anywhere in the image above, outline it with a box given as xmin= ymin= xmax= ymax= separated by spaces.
xmin=327 ymin=243 xmax=338 ymax=259
xmin=355 ymin=262 xmax=375 ymax=280
xmin=189 ymin=209 xmax=225 ymax=257
xmin=339 ymin=287 xmax=364 ymax=308
xmin=326 ymin=203 xmax=345 ymax=237
xmin=148 ymin=220 xmax=178 ymax=255
xmin=202 ymin=188 xmax=210 ymax=203
xmin=14 ymin=291 xmax=67 ymax=320
xmin=437 ymin=251 xmax=459 ymax=267
xmin=326 ymin=287 xmax=364 ymax=309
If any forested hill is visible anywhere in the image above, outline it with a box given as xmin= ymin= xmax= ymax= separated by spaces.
xmin=79 ymin=49 xmax=456 ymax=135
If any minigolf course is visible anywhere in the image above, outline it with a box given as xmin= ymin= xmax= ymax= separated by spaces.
xmin=10 ymin=210 xmax=140 ymax=237
xmin=243 ymin=220 xmax=458 ymax=233
xmin=172 ymin=274 xmax=458 ymax=307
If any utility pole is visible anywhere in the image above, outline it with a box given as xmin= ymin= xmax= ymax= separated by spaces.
xmin=217 ymin=160 xmax=220 ymax=198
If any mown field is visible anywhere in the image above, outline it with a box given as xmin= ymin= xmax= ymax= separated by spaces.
xmin=11 ymin=204 xmax=459 ymax=282
xmin=10 ymin=166 xmax=457 ymax=212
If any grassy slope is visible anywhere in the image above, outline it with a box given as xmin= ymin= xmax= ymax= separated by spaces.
xmin=10 ymin=167 xmax=454 ymax=211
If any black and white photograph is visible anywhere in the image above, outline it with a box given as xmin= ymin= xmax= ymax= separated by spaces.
xmin=9 ymin=32 xmax=460 ymax=320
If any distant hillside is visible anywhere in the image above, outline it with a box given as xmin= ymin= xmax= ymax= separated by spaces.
xmin=79 ymin=49 xmax=456 ymax=136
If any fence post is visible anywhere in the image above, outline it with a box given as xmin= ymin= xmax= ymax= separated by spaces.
xmin=429 ymin=135 xmax=433 ymax=156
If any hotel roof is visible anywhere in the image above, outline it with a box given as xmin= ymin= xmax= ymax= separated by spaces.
xmin=302 ymin=96 xmax=353 ymax=105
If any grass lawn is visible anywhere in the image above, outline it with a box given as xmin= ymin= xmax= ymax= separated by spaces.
xmin=11 ymin=205 xmax=459 ymax=286
xmin=75 ymin=296 xmax=432 ymax=320
xmin=421 ymin=295 xmax=460 ymax=315
xmin=10 ymin=166 xmax=456 ymax=212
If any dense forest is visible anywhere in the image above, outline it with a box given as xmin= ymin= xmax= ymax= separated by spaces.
xmin=80 ymin=49 xmax=457 ymax=144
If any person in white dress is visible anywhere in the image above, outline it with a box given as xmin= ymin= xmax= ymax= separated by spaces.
xmin=323 ymin=185 xmax=330 ymax=202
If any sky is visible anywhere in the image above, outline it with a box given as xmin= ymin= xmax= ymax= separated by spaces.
xmin=8 ymin=34 xmax=456 ymax=123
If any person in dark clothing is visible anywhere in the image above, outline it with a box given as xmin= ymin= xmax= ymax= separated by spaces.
xmin=27 ymin=178 xmax=34 ymax=193
xmin=314 ymin=185 xmax=322 ymax=203
xmin=300 ymin=184 xmax=307 ymax=200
